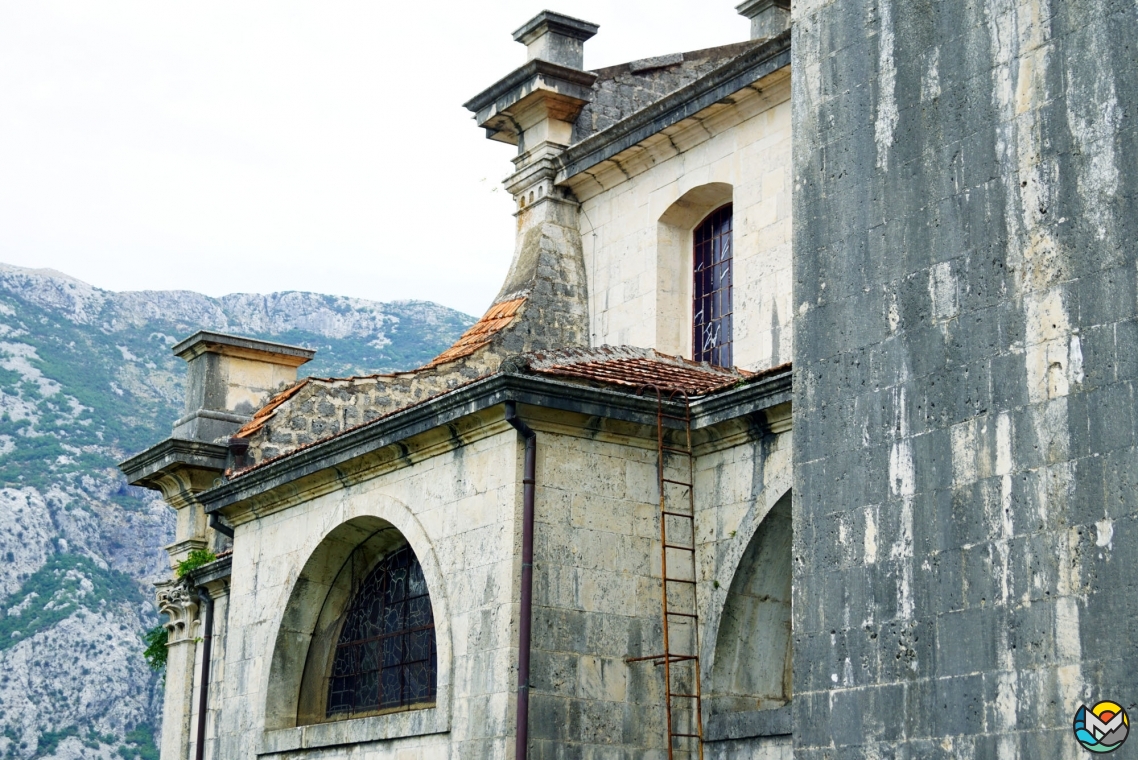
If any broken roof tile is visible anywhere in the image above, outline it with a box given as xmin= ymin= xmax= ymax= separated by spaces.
xmin=423 ymin=297 xmax=526 ymax=369
xmin=233 ymin=379 xmax=310 ymax=439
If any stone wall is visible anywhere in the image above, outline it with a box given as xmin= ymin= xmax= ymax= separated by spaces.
xmin=524 ymin=408 xmax=794 ymax=757
xmin=576 ymin=77 xmax=792 ymax=372
xmin=216 ymin=425 xmax=521 ymax=759
xmin=792 ymin=0 xmax=1138 ymax=757
xmin=572 ymin=41 xmax=760 ymax=144
xmin=204 ymin=400 xmax=795 ymax=759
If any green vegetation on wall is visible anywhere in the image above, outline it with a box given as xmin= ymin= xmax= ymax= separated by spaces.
xmin=141 ymin=625 xmax=168 ymax=673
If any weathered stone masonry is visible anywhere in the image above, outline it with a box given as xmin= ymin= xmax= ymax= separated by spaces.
xmin=793 ymin=0 xmax=1138 ymax=757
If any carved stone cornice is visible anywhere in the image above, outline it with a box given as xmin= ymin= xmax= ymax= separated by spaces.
xmin=156 ymin=579 xmax=200 ymax=644
xmin=119 ymin=438 xmax=229 ymax=507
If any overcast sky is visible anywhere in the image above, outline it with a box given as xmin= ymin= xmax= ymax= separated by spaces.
xmin=0 ymin=2 xmax=749 ymax=316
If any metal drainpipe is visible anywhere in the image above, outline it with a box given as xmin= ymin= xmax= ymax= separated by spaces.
xmin=208 ymin=513 xmax=234 ymax=539
xmin=504 ymin=401 xmax=536 ymax=760
xmin=194 ymin=586 xmax=215 ymax=760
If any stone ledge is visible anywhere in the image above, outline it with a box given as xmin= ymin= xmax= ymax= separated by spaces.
xmin=119 ymin=438 xmax=229 ymax=489
xmin=259 ymin=707 xmax=447 ymax=754
xmin=198 ymin=368 xmax=792 ymax=515
xmin=173 ymin=330 xmax=315 ymax=366
xmin=705 ymin=705 xmax=792 ymax=741
xmin=463 ymin=59 xmax=598 ymax=121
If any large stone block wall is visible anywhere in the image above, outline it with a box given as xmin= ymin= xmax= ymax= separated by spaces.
xmin=525 ymin=416 xmax=794 ymax=758
xmin=793 ymin=0 xmax=1138 ymax=757
xmin=528 ymin=430 xmax=666 ymax=757
xmin=214 ymin=427 xmax=522 ymax=759
xmin=578 ymin=80 xmax=793 ymax=373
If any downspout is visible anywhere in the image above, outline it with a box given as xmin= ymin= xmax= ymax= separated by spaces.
xmin=194 ymin=586 xmax=215 ymax=760
xmin=208 ymin=513 xmax=234 ymax=539
xmin=504 ymin=401 xmax=536 ymax=760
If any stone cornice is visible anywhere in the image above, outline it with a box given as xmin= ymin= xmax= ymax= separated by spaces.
xmin=187 ymin=556 xmax=233 ymax=597
xmin=198 ymin=368 xmax=792 ymax=516
xmin=554 ymin=30 xmax=790 ymax=184
xmin=172 ymin=330 xmax=315 ymax=366
xmin=464 ymin=59 xmax=598 ymax=115
xmin=119 ymin=438 xmax=229 ymax=491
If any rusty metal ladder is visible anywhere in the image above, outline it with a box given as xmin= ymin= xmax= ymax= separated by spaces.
xmin=628 ymin=388 xmax=704 ymax=760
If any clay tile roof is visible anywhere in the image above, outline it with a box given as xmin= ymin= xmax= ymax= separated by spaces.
xmin=423 ymin=297 xmax=526 ymax=369
xmin=233 ymin=379 xmax=310 ymax=439
xmin=520 ymin=345 xmax=754 ymax=395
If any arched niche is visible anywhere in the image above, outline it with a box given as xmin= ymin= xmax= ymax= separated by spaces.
xmin=656 ymin=182 xmax=734 ymax=358
xmin=263 ymin=514 xmax=450 ymax=730
xmin=708 ymin=490 xmax=792 ymax=713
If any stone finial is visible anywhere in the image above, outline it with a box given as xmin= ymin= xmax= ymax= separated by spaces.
xmin=171 ymin=331 xmax=314 ymax=443
xmin=736 ymin=0 xmax=790 ymax=40
xmin=464 ymin=12 xmax=599 ymax=203
xmin=512 ymin=11 xmax=599 ymax=69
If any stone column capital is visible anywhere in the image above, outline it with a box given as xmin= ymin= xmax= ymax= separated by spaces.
xmin=156 ymin=579 xmax=200 ymax=644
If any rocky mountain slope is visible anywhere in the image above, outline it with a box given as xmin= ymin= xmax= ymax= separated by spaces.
xmin=0 ymin=264 xmax=474 ymax=759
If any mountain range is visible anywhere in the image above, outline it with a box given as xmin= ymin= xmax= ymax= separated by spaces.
xmin=0 ymin=264 xmax=474 ymax=759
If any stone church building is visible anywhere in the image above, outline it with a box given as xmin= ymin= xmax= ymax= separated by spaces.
xmin=123 ymin=1 xmax=1138 ymax=758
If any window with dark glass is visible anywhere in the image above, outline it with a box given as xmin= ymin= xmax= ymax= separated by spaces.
xmin=693 ymin=204 xmax=733 ymax=367
xmin=326 ymin=545 xmax=436 ymax=717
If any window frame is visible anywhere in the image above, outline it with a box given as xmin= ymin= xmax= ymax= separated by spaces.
xmin=324 ymin=544 xmax=438 ymax=720
xmin=692 ymin=203 xmax=734 ymax=367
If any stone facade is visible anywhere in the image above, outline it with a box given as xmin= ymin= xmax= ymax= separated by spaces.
xmin=570 ymin=72 xmax=792 ymax=370
xmin=197 ymin=381 xmax=793 ymax=760
xmin=792 ymin=0 xmax=1138 ymax=757
xmin=119 ymin=0 xmax=1136 ymax=758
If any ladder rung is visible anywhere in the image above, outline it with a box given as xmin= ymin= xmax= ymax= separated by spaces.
xmin=661 ymin=478 xmax=693 ymax=486
xmin=661 ymin=446 xmax=692 ymax=455
xmin=659 ymin=413 xmax=689 ymax=421
xmin=662 ymin=510 xmax=694 ymax=519
xmin=629 ymin=653 xmax=698 ymax=664
xmin=664 ymin=543 xmax=694 ymax=551
xmin=670 ymin=732 xmax=702 ymax=737
xmin=665 ymin=577 xmax=696 ymax=584
xmin=666 ymin=611 xmax=698 ymax=618
xmin=653 ymin=656 xmax=699 ymax=667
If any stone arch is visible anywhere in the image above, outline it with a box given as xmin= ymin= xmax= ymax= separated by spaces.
xmin=656 ymin=182 xmax=734 ymax=358
xmin=706 ymin=490 xmax=792 ymax=713
xmin=263 ymin=504 xmax=451 ymax=731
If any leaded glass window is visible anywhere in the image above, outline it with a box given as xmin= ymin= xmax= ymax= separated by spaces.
xmin=693 ymin=204 xmax=734 ymax=367
xmin=326 ymin=545 xmax=436 ymax=717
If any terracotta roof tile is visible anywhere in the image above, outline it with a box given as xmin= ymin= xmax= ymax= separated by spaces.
xmin=423 ymin=297 xmax=526 ymax=368
xmin=520 ymin=345 xmax=756 ymax=395
xmin=233 ymin=379 xmax=309 ymax=438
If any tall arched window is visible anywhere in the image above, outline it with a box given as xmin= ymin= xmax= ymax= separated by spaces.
xmin=326 ymin=545 xmax=437 ymax=717
xmin=693 ymin=204 xmax=734 ymax=367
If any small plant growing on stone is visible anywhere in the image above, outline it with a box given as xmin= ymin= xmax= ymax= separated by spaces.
xmin=175 ymin=549 xmax=217 ymax=578
xmin=142 ymin=625 xmax=168 ymax=672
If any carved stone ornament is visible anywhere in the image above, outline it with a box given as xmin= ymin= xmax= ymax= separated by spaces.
xmin=156 ymin=579 xmax=200 ymax=644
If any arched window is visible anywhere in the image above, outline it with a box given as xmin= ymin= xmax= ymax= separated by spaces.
xmin=693 ymin=204 xmax=734 ymax=367
xmin=326 ymin=545 xmax=437 ymax=717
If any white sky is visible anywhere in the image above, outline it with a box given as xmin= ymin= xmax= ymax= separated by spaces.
xmin=0 ymin=2 xmax=749 ymax=317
